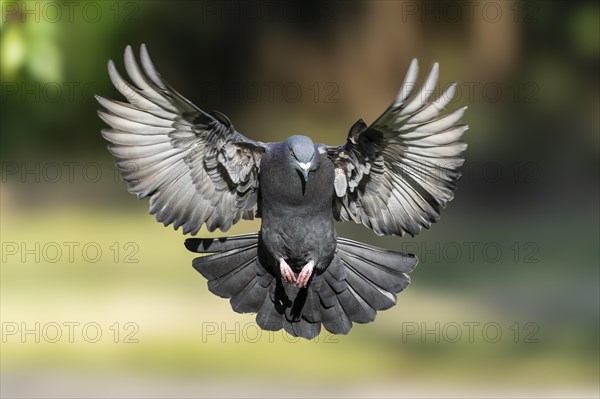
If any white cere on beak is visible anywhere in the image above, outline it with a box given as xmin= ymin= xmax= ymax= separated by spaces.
xmin=298 ymin=162 xmax=311 ymax=171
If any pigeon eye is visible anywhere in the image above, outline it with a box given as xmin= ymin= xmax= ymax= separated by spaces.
xmin=290 ymin=149 xmax=295 ymax=158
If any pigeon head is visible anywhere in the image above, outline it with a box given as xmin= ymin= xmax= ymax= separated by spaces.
xmin=286 ymin=135 xmax=316 ymax=182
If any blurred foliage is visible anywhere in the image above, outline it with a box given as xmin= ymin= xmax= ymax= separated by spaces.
xmin=1 ymin=5 xmax=62 ymax=82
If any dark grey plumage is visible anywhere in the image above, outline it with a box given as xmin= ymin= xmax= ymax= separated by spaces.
xmin=185 ymin=234 xmax=417 ymax=338
xmin=98 ymin=45 xmax=467 ymax=338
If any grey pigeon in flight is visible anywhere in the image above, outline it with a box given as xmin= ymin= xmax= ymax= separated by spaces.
xmin=97 ymin=44 xmax=467 ymax=339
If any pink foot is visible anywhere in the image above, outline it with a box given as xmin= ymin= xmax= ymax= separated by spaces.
xmin=296 ymin=260 xmax=315 ymax=288
xmin=279 ymin=258 xmax=296 ymax=284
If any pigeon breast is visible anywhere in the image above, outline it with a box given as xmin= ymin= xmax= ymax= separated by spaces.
xmin=258 ymin=143 xmax=337 ymax=268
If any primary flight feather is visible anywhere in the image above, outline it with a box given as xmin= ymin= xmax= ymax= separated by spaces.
xmin=97 ymin=44 xmax=467 ymax=339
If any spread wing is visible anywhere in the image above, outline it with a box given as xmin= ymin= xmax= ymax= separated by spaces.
xmin=96 ymin=44 xmax=266 ymax=235
xmin=324 ymin=59 xmax=468 ymax=236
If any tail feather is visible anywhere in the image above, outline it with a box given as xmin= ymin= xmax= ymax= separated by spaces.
xmin=322 ymin=259 xmax=347 ymax=293
xmin=337 ymin=237 xmax=417 ymax=273
xmin=319 ymin=293 xmax=352 ymax=335
xmin=256 ymin=281 xmax=283 ymax=331
xmin=316 ymin=275 xmax=339 ymax=308
xmin=283 ymin=314 xmax=321 ymax=339
xmin=186 ymin=234 xmax=418 ymax=339
xmin=206 ymin=258 xmax=256 ymax=298
xmin=230 ymin=278 xmax=267 ymax=313
xmin=339 ymin=239 xmax=417 ymax=310
xmin=187 ymin=234 xmax=271 ymax=309
xmin=343 ymin=259 xmax=399 ymax=310
xmin=337 ymin=286 xmax=377 ymax=323
xmin=277 ymin=281 xmax=325 ymax=339
xmin=313 ymin=260 xmax=353 ymax=335
xmin=185 ymin=233 xmax=259 ymax=253
xmin=191 ymin=244 xmax=257 ymax=280
xmin=303 ymin=288 xmax=321 ymax=323
xmin=338 ymin=251 xmax=409 ymax=293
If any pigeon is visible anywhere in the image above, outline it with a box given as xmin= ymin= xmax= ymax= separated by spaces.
xmin=97 ymin=44 xmax=467 ymax=339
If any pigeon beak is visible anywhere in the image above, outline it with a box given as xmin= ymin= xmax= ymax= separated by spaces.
xmin=298 ymin=162 xmax=311 ymax=182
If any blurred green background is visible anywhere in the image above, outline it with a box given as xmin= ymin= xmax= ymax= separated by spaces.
xmin=1 ymin=1 xmax=598 ymax=398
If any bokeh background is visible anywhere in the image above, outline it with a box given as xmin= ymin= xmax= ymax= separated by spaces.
xmin=1 ymin=1 xmax=598 ymax=398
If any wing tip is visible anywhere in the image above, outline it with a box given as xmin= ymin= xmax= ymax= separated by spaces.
xmin=96 ymin=109 xmax=109 ymax=120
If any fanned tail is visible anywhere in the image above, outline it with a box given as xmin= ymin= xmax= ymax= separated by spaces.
xmin=325 ymin=237 xmax=418 ymax=328
xmin=185 ymin=234 xmax=417 ymax=339
xmin=185 ymin=233 xmax=272 ymax=313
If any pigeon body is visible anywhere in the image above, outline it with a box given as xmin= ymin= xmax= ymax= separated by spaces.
xmin=260 ymin=139 xmax=336 ymax=275
xmin=97 ymin=45 xmax=468 ymax=338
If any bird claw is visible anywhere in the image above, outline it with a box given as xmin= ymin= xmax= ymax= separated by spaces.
xmin=279 ymin=258 xmax=296 ymax=284
xmin=296 ymin=260 xmax=315 ymax=288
